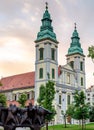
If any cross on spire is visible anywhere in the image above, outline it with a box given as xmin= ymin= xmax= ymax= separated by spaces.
xmin=45 ymin=2 xmax=48 ymax=10
xmin=74 ymin=23 xmax=77 ymax=30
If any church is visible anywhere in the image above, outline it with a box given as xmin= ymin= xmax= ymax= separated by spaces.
xmin=0 ymin=4 xmax=86 ymax=124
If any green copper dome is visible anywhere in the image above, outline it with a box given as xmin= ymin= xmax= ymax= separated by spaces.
xmin=67 ymin=24 xmax=84 ymax=56
xmin=35 ymin=4 xmax=58 ymax=43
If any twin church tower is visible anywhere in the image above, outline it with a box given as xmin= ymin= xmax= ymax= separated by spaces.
xmin=0 ymin=3 xmax=86 ymax=124
xmin=34 ymin=3 xmax=85 ymax=123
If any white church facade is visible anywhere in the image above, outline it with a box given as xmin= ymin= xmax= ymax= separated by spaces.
xmin=0 ymin=4 xmax=86 ymax=124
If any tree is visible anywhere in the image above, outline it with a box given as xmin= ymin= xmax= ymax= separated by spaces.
xmin=73 ymin=90 xmax=89 ymax=130
xmin=18 ymin=93 xmax=27 ymax=107
xmin=44 ymin=81 xmax=56 ymax=121
xmin=89 ymin=105 xmax=94 ymax=122
xmin=37 ymin=84 xmax=45 ymax=106
xmin=66 ymin=104 xmax=75 ymax=124
xmin=0 ymin=93 xmax=7 ymax=106
xmin=37 ymin=80 xmax=56 ymax=130
xmin=88 ymin=45 xmax=94 ymax=63
xmin=61 ymin=110 xmax=67 ymax=128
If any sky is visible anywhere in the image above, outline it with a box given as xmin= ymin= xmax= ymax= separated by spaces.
xmin=0 ymin=0 xmax=94 ymax=88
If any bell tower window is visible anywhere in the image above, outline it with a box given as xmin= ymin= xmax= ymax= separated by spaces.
xmin=39 ymin=48 xmax=44 ymax=60
xmin=70 ymin=61 xmax=74 ymax=69
xmin=39 ymin=68 xmax=43 ymax=79
xmin=51 ymin=48 xmax=55 ymax=60
xmin=80 ymin=62 xmax=83 ymax=71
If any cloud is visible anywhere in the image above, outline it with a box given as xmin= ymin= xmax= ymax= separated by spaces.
xmin=0 ymin=0 xmax=94 ymax=88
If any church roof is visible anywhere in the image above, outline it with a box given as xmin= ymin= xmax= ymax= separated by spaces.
xmin=0 ymin=72 xmax=35 ymax=91
xmin=67 ymin=24 xmax=84 ymax=56
xmin=35 ymin=3 xmax=58 ymax=43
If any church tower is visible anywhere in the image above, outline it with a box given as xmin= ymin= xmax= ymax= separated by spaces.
xmin=35 ymin=3 xmax=59 ymax=103
xmin=66 ymin=24 xmax=86 ymax=90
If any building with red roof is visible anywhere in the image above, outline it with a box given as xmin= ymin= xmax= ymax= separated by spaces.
xmin=0 ymin=72 xmax=35 ymax=106
xmin=0 ymin=4 xmax=86 ymax=124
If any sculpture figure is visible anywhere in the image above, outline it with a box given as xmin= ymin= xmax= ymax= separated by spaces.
xmin=0 ymin=103 xmax=51 ymax=130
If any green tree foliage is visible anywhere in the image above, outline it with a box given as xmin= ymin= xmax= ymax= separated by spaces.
xmin=0 ymin=93 xmax=7 ymax=107
xmin=37 ymin=80 xmax=56 ymax=121
xmin=89 ymin=106 xmax=94 ymax=122
xmin=66 ymin=104 xmax=75 ymax=118
xmin=73 ymin=90 xmax=89 ymax=130
xmin=61 ymin=110 xmax=67 ymax=128
xmin=37 ymin=84 xmax=45 ymax=106
xmin=18 ymin=93 xmax=27 ymax=107
xmin=88 ymin=45 xmax=94 ymax=63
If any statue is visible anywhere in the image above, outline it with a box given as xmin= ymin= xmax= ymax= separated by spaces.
xmin=0 ymin=103 xmax=52 ymax=130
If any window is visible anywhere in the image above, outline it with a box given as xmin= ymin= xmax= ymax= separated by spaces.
xmin=70 ymin=61 xmax=74 ymax=69
xmin=80 ymin=62 xmax=83 ymax=71
xmin=39 ymin=68 xmax=43 ymax=79
xmin=87 ymin=93 xmax=90 ymax=96
xmin=51 ymin=48 xmax=55 ymax=60
xmin=27 ymin=93 xmax=30 ymax=99
xmin=81 ymin=77 xmax=83 ymax=86
xmin=39 ymin=48 xmax=44 ymax=60
xmin=52 ymin=69 xmax=55 ymax=79
xmin=67 ymin=95 xmax=70 ymax=105
xmin=31 ymin=91 xmax=34 ymax=99
xmin=67 ymin=73 xmax=70 ymax=84
xmin=13 ymin=94 xmax=16 ymax=101
xmin=59 ymin=95 xmax=61 ymax=104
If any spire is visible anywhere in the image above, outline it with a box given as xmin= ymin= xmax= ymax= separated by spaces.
xmin=35 ymin=3 xmax=58 ymax=43
xmin=74 ymin=22 xmax=76 ymax=30
xmin=45 ymin=2 xmax=48 ymax=10
xmin=67 ymin=24 xmax=84 ymax=56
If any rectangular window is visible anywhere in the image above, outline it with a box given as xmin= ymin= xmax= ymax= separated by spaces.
xmin=52 ymin=69 xmax=55 ymax=79
xmin=51 ymin=48 xmax=55 ymax=60
xmin=81 ymin=77 xmax=83 ymax=86
xmin=27 ymin=93 xmax=30 ymax=99
xmin=59 ymin=95 xmax=61 ymax=104
xmin=13 ymin=94 xmax=16 ymax=101
xmin=70 ymin=61 xmax=74 ymax=69
xmin=67 ymin=73 xmax=70 ymax=84
xmin=39 ymin=68 xmax=43 ymax=79
xmin=39 ymin=48 xmax=44 ymax=60
xmin=80 ymin=62 xmax=83 ymax=71
xmin=67 ymin=95 xmax=70 ymax=105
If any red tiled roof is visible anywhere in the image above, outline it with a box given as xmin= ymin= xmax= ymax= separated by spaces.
xmin=7 ymin=99 xmax=34 ymax=107
xmin=7 ymin=100 xmax=20 ymax=107
xmin=0 ymin=72 xmax=35 ymax=91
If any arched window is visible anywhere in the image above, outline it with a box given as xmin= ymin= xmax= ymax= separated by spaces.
xmin=39 ymin=68 xmax=43 ymax=79
xmin=39 ymin=48 xmax=44 ymax=60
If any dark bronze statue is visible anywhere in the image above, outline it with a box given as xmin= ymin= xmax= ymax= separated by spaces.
xmin=0 ymin=103 xmax=52 ymax=130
